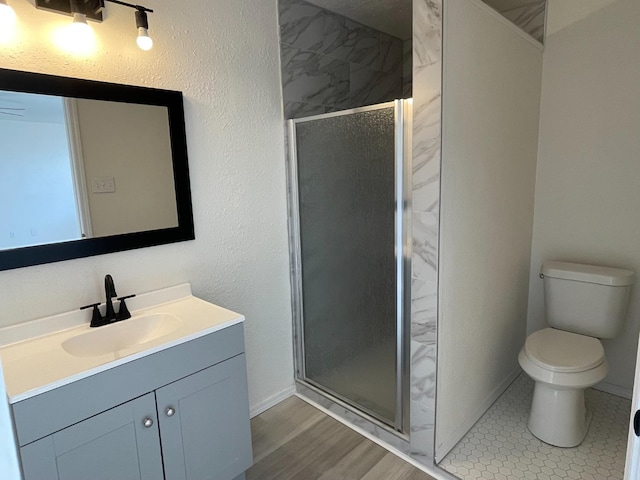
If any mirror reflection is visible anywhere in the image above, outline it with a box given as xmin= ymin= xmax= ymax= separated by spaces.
xmin=0 ymin=91 xmax=178 ymax=251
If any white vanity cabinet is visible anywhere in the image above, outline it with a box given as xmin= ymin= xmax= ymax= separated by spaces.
xmin=13 ymin=323 xmax=252 ymax=480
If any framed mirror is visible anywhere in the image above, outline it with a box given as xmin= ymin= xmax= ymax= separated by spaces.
xmin=0 ymin=68 xmax=194 ymax=271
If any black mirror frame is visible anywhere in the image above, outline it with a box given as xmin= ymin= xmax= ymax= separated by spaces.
xmin=0 ymin=68 xmax=195 ymax=271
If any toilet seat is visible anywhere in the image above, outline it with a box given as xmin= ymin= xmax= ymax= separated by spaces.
xmin=519 ymin=328 xmax=609 ymax=390
xmin=524 ymin=328 xmax=605 ymax=373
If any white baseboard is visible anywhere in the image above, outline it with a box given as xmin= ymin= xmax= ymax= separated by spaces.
xmin=250 ymin=385 xmax=296 ymax=418
xmin=594 ymin=381 xmax=633 ymax=400
xmin=435 ymin=368 xmax=522 ymax=462
xmin=296 ymin=393 xmax=451 ymax=480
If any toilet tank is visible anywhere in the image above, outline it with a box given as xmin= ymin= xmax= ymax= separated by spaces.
xmin=542 ymin=261 xmax=635 ymax=338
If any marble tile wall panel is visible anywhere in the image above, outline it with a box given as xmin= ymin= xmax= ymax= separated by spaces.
xmin=411 ymin=278 xmax=437 ymax=345
xmin=279 ymin=0 xmax=325 ymax=51
xmin=279 ymin=0 xmax=407 ymax=118
xmin=413 ymin=0 xmax=443 ymax=67
xmin=284 ymin=101 xmax=327 ymax=120
xmin=380 ymin=36 xmax=404 ymax=73
xmin=499 ymin=0 xmax=546 ymax=43
xmin=410 ymin=400 xmax=435 ymax=465
xmin=403 ymin=39 xmax=413 ymax=97
xmin=322 ymin=16 xmax=381 ymax=68
xmin=349 ymin=64 xmax=403 ymax=108
xmin=281 ymin=44 xmax=350 ymax=108
xmin=483 ymin=0 xmax=546 ymax=43
xmin=410 ymin=0 xmax=442 ymax=469
xmin=412 ymin=212 xmax=439 ymax=283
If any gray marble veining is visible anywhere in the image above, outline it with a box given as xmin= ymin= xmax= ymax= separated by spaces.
xmin=411 ymin=277 xmax=437 ymax=344
xmin=412 ymin=212 xmax=439 ymax=283
xmin=350 ymin=64 xmax=403 ymax=108
xmin=284 ymin=101 xmax=327 ymax=119
xmin=278 ymin=0 xmax=407 ymax=118
xmin=411 ymin=43 xmax=441 ymax=215
xmin=403 ymin=39 xmax=413 ymax=97
xmin=380 ymin=35 xmax=404 ymax=73
xmin=413 ymin=0 xmax=442 ymax=67
xmin=281 ymin=44 xmax=350 ymax=107
xmin=410 ymin=400 xmax=435 ymax=467
xmin=483 ymin=0 xmax=546 ymax=43
xmin=279 ymin=0 xmax=326 ymax=51
xmin=500 ymin=1 xmax=546 ymax=43
xmin=410 ymin=340 xmax=437 ymax=404
xmin=410 ymin=0 xmax=442 ymax=470
xmin=323 ymin=16 xmax=381 ymax=67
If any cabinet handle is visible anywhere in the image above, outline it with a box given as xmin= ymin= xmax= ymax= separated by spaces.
xmin=143 ymin=418 xmax=154 ymax=428
xmin=166 ymin=407 xmax=176 ymax=417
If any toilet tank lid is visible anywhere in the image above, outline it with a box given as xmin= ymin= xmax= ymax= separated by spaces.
xmin=541 ymin=261 xmax=635 ymax=286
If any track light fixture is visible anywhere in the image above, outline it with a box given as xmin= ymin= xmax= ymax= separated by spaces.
xmin=135 ymin=8 xmax=152 ymax=51
xmin=35 ymin=0 xmax=155 ymax=51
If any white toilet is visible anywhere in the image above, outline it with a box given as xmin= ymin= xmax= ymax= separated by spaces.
xmin=519 ymin=261 xmax=634 ymax=447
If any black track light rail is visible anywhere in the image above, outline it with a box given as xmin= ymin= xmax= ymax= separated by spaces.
xmin=105 ymin=0 xmax=153 ymax=14
xmin=36 ymin=0 xmax=152 ymax=22
xmin=34 ymin=0 xmax=155 ymax=49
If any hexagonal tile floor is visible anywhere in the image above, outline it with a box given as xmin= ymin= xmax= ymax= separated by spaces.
xmin=439 ymin=374 xmax=631 ymax=480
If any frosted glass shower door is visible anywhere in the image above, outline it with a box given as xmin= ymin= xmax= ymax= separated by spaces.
xmin=289 ymin=101 xmax=410 ymax=432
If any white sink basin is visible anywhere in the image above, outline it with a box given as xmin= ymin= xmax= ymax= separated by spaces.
xmin=62 ymin=313 xmax=182 ymax=357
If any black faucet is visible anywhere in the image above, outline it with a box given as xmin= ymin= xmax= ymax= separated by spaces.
xmin=104 ymin=274 xmax=118 ymax=323
xmin=80 ymin=275 xmax=136 ymax=327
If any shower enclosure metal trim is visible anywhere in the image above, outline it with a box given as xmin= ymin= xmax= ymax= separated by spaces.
xmin=286 ymin=100 xmax=413 ymax=436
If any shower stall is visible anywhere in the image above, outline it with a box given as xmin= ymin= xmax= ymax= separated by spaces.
xmin=287 ymin=100 xmax=413 ymax=434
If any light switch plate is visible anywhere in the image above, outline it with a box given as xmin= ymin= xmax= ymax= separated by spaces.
xmin=92 ymin=177 xmax=116 ymax=194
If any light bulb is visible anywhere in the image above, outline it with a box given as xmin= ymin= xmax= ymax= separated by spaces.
xmin=136 ymin=27 xmax=153 ymax=51
xmin=69 ymin=12 xmax=92 ymax=41
xmin=54 ymin=12 xmax=96 ymax=55
xmin=0 ymin=0 xmax=17 ymax=44
xmin=0 ymin=0 xmax=15 ymax=22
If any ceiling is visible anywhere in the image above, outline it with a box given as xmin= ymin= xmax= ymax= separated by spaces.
xmin=305 ymin=0 xmax=413 ymax=40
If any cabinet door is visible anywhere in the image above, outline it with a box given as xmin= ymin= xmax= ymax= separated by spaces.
xmin=20 ymin=393 xmax=163 ymax=480
xmin=157 ymin=354 xmax=253 ymax=480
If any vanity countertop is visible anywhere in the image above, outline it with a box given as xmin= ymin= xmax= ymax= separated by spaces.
xmin=0 ymin=284 xmax=243 ymax=404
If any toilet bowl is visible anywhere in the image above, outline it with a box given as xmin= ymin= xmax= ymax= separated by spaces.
xmin=518 ymin=328 xmax=609 ymax=447
xmin=520 ymin=261 xmax=634 ymax=448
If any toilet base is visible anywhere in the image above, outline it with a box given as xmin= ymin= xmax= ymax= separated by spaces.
xmin=528 ymin=382 xmax=592 ymax=447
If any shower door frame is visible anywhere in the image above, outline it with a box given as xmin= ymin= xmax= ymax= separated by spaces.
xmin=286 ymin=99 xmax=413 ymax=436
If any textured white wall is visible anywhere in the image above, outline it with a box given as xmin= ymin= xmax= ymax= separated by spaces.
xmin=436 ymin=0 xmax=542 ymax=459
xmin=527 ymin=0 xmax=640 ymax=396
xmin=0 ymin=0 xmax=294 ymax=411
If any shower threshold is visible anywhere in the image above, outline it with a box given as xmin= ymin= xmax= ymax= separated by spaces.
xmin=296 ymin=378 xmax=408 ymax=442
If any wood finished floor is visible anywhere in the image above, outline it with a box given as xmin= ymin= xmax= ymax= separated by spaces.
xmin=246 ymin=396 xmax=436 ymax=480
